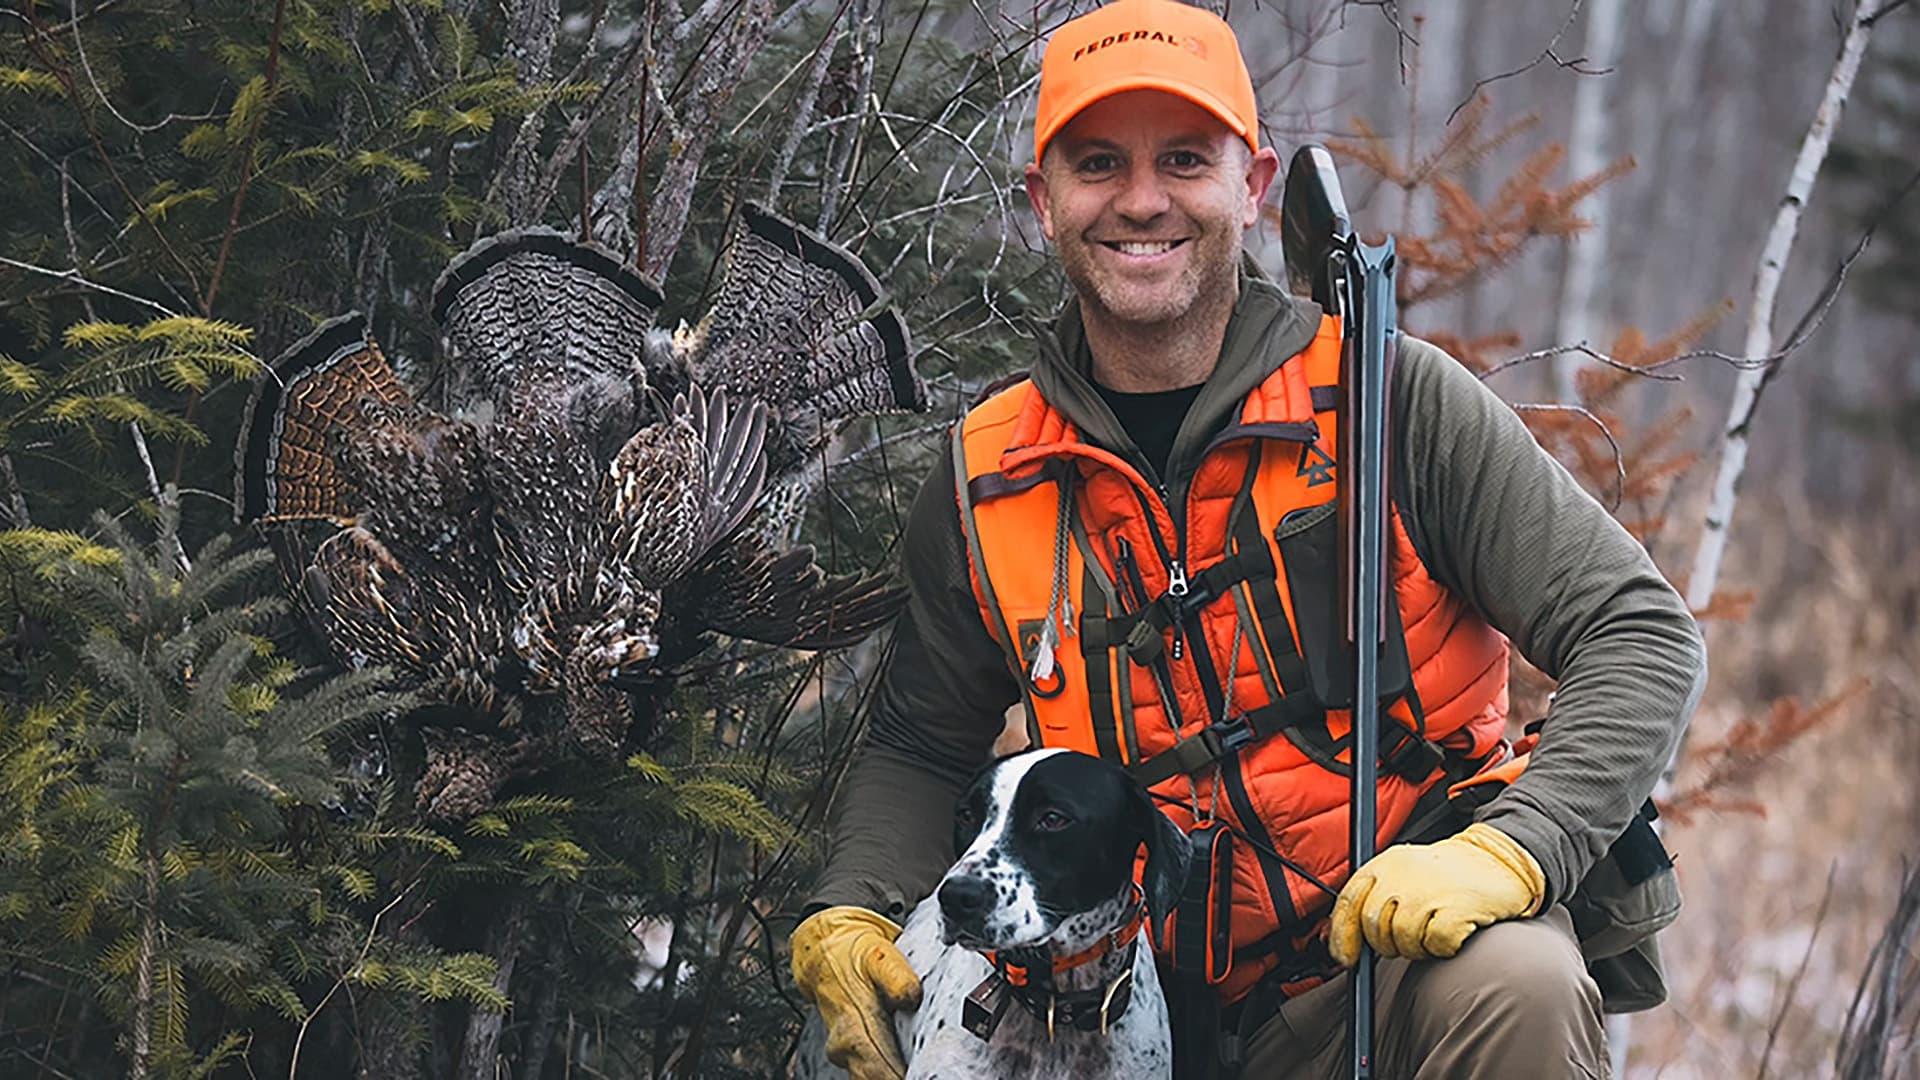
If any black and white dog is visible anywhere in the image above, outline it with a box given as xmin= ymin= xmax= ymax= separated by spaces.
xmin=799 ymin=747 xmax=1190 ymax=1079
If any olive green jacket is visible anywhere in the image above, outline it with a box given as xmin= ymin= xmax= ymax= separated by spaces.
xmin=810 ymin=269 xmax=1707 ymax=931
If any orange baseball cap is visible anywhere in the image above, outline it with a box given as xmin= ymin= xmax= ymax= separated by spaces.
xmin=1033 ymin=0 xmax=1259 ymax=164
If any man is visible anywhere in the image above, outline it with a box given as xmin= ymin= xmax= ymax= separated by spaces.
xmin=790 ymin=1 xmax=1707 ymax=1076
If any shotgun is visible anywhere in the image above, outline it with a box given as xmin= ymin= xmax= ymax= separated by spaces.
xmin=1281 ymin=144 xmax=1398 ymax=1080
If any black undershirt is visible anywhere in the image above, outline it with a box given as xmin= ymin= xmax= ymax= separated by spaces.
xmin=1093 ymin=380 xmax=1206 ymax=483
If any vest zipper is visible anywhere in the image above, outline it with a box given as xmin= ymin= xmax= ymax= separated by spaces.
xmin=1113 ymin=536 xmax=1185 ymax=730
xmin=1170 ymin=440 xmax=1301 ymax=936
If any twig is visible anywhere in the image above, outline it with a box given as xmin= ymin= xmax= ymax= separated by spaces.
xmin=1758 ymin=863 xmax=1839 ymax=1080
xmin=1478 ymin=342 xmax=1687 ymax=383
xmin=288 ymin=883 xmax=416 ymax=1079
xmin=66 ymin=10 xmax=221 ymax=133
xmin=1837 ymin=859 xmax=1920 ymax=1079
xmin=0 ymin=257 xmax=182 ymax=320
xmin=15 ymin=7 xmax=205 ymax=300
xmin=1342 ymin=1 xmax=1417 ymax=83
xmin=202 ymin=0 xmax=288 ymax=315
xmin=53 ymin=159 xmax=187 ymax=567
xmin=1448 ymin=0 xmax=1609 ymax=125
xmin=1509 ymin=402 xmax=1625 ymax=509
xmin=1485 ymin=163 xmax=1918 ymax=390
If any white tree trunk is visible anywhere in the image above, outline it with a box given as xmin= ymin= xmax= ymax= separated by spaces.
xmin=1550 ymin=0 xmax=1625 ymax=403
xmin=1683 ymin=6 xmax=1883 ymax=615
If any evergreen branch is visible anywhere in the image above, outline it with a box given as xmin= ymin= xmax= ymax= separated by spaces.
xmin=201 ymin=0 xmax=287 ymax=317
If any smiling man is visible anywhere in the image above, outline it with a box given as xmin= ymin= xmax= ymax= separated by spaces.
xmin=790 ymin=2 xmax=1706 ymax=1078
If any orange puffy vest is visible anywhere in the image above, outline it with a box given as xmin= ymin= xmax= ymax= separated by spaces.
xmin=952 ymin=314 xmax=1511 ymax=1003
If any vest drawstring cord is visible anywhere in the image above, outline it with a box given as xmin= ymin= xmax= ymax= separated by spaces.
xmin=1030 ymin=471 xmax=1076 ymax=684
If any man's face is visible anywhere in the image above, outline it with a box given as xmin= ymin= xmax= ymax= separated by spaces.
xmin=1025 ymin=90 xmax=1278 ymax=332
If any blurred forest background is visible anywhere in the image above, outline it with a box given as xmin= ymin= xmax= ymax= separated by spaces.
xmin=0 ymin=0 xmax=1916 ymax=1076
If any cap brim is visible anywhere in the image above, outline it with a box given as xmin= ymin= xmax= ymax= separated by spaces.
xmin=1034 ymin=75 xmax=1255 ymax=163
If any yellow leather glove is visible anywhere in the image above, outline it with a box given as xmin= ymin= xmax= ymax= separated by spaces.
xmin=1329 ymin=822 xmax=1547 ymax=966
xmin=790 ymin=906 xmax=922 ymax=1080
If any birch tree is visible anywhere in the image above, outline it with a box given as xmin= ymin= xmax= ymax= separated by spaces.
xmin=1549 ymin=0 xmax=1625 ymax=403
xmin=1684 ymin=0 xmax=1901 ymax=617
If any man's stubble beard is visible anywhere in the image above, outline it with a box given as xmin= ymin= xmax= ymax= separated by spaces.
xmin=1057 ymin=226 xmax=1241 ymax=338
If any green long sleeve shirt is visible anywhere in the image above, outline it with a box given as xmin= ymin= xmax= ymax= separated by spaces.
xmin=808 ymin=268 xmax=1707 ymax=925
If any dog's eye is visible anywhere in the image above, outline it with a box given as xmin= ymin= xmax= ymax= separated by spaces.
xmin=1035 ymin=809 xmax=1072 ymax=832
xmin=955 ymin=805 xmax=978 ymax=830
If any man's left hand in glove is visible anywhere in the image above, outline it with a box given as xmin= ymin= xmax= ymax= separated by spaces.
xmin=1329 ymin=822 xmax=1548 ymax=966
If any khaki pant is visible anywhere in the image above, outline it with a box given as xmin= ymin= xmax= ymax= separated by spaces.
xmin=1241 ymin=906 xmax=1608 ymax=1079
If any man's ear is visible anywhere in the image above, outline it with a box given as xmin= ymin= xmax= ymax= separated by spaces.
xmin=1024 ymin=161 xmax=1055 ymax=242
xmin=1134 ymin=785 xmax=1192 ymax=925
xmin=1243 ymin=144 xmax=1281 ymax=228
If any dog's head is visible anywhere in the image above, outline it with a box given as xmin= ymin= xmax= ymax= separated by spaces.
xmin=936 ymin=748 xmax=1190 ymax=951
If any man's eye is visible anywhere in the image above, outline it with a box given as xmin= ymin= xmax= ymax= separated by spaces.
xmin=1077 ymin=153 xmax=1119 ymax=174
xmin=1165 ymin=150 xmax=1206 ymax=170
xmin=1035 ymin=809 xmax=1072 ymax=832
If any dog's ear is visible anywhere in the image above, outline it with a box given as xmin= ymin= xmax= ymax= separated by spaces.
xmin=1134 ymin=785 xmax=1192 ymax=925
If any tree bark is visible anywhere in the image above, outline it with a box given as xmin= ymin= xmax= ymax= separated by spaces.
xmin=129 ymin=852 xmax=159 ymax=1080
xmin=817 ymin=0 xmax=877 ymax=232
xmin=491 ymin=0 xmax=562 ymax=226
xmin=516 ymin=940 xmax=566 ymax=1080
xmin=642 ymin=0 xmax=778 ymax=278
xmin=1549 ymin=0 xmax=1625 ymax=402
xmin=767 ymin=8 xmax=847 ymax=204
xmin=0 ymin=454 xmax=30 ymax=527
xmin=1683 ymin=3 xmax=1885 ymax=616
xmin=458 ymin=898 xmax=528 ymax=1079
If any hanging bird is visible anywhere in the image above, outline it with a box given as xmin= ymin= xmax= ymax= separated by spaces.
xmin=237 ymin=204 xmax=922 ymax=817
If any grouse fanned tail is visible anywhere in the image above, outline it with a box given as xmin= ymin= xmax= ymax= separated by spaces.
xmin=677 ymin=204 xmax=925 ymax=472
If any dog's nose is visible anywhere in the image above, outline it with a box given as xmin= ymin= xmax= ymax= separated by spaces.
xmin=938 ymin=875 xmax=994 ymax=923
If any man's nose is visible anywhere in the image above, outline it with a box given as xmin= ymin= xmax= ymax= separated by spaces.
xmin=1113 ymin=163 xmax=1172 ymax=220
xmin=938 ymin=875 xmax=995 ymax=924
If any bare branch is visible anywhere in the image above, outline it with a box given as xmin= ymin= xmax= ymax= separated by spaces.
xmin=642 ymin=0 xmax=778 ymax=277
xmin=1863 ymin=0 xmax=1914 ymax=25
xmin=288 ymin=884 xmax=418 ymax=1080
xmin=527 ymin=32 xmax=651 ymax=224
xmin=820 ymin=0 xmax=880 ymax=232
xmin=1342 ymin=0 xmax=1417 ymax=84
xmin=1510 ymin=402 xmax=1625 ymax=509
xmin=1478 ymin=343 xmax=1686 ymax=383
xmin=1448 ymin=0 xmax=1610 ymax=125
xmin=67 ymin=10 xmax=222 ymax=132
xmin=1483 ymin=164 xmax=1916 ymax=391
xmin=0 ymin=257 xmax=187 ymax=321
xmin=766 ymin=0 xmax=853 ymax=203
xmin=1758 ymin=864 xmax=1838 ymax=1080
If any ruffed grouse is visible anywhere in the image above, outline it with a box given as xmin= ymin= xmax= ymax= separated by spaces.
xmin=237 ymin=206 xmax=922 ymax=818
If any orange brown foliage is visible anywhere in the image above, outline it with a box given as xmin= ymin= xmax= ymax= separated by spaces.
xmin=1662 ymin=680 xmax=1870 ymax=825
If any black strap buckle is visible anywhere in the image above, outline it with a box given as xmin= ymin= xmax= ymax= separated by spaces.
xmin=1207 ymin=713 xmax=1257 ymax=757
xmin=1381 ymin=727 xmax=1444 ymax=779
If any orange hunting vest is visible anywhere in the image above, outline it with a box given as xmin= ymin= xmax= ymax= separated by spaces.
xmin=953 ymin=314 xmax=1511 ymax=1003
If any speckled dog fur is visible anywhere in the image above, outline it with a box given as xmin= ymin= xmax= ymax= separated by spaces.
xmin=796 ymin=749 xmax=1184 ymax=1079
